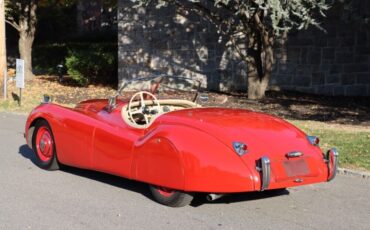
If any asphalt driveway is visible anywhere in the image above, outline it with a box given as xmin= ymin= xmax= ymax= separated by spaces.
xmin=0 ymin=112 xmax=369 ymax=230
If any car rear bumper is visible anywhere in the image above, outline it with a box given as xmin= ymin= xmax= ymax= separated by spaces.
xmin=258 ymin=148 xmax=339 ymax=191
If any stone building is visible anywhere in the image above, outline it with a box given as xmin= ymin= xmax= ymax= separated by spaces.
xmin=118 ymin=0 xmax=370 ymax=96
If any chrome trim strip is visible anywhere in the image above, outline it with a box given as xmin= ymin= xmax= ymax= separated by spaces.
xmin=327 ymin=148 xmax=339 ymax=181
xmin=294 ymin=178 xmax=304 ymax=183
xmin=286 ymin=151 xmax=303 ymax=158
xmin=260 ymin=156 xmax=271 ymax=191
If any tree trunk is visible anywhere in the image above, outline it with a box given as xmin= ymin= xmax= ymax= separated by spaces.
xmin=18 ymin=1 xmax=37 ymax=79
xmin=0 ymin=0 xmax=6 ymax=97
xmin=4 ymin=0 xmax=37 ymax=80
xmin=247 ymin=70 xmax=270 ymax=99
xmin=247 ymin=14 xmax=274 ymax=100
xmin=247 ymin=36 xmax=273 ymax=99
xmin=18 ymin=32 xmax=34 ymax=79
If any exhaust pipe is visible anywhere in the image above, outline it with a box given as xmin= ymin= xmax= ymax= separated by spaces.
xmin=206 ymin=194 xmax=224 ymax=201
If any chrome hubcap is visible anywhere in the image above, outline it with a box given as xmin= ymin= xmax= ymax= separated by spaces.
xmin=40 ymin=140 xmax=46 ymax=152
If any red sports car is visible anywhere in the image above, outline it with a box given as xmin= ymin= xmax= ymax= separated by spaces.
xmin=25 ymin=76 xmax=338 ymax=207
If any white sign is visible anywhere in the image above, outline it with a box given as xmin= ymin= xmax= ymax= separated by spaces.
xmin=16 ymin=59 xmax=25 ymax=89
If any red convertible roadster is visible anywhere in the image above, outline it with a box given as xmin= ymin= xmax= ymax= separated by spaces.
xmin=25 ymin=76 xmax=338 ymax=207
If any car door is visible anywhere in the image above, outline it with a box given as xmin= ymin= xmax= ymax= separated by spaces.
xmin=91 ymin=109 xmax=144 ymax=178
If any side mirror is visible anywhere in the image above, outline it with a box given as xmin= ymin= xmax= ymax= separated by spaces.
xmin=107 ymin=96 xmax=117 ymax=112
xmin=199 ymin=94 xmax=209 ymax=102
xmin=42 ymin=94 xmax=52 ymax=104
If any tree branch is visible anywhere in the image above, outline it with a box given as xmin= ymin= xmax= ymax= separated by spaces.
xmin=5 ymin=19 xmax=20 ymax=31
xmin=229 ymin=34 xmax=252 ymax=63
xmin=174 ymin=1 xmax=221 ymax=26
xmin=253 ymin=11 xmax=264 ymax=32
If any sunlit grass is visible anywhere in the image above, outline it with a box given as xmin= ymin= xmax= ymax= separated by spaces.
xmin=290 ymin=120 xmax=370 ymax=171
xmin=0 ymin=90 xmax=42 ymax=114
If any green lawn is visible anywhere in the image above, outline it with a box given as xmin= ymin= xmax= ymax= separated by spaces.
xmin=290 ymin=120 xmax=370 ymax=171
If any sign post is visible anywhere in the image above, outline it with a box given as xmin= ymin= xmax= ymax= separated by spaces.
xmin=3 ymin=69 xmax=6 ymax=100
xmin=16 ymin=59 xmax=25 ymax=106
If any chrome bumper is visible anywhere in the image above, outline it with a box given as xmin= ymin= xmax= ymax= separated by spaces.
xmin=326 ymin=148 xmax=339 ymax=181
xmin=257 ymin=156 xmax=271 ymax=191
xmin=256 ymin=149 xmax=337 ymax=191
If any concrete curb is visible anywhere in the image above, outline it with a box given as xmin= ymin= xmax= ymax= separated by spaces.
xmin=338 ymin=168 xmax=370 ymax=179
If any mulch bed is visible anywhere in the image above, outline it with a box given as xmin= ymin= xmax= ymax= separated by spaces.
xmin=206 ymin=90 xmax=370 ymax=126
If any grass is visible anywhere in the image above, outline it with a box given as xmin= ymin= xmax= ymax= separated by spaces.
xmin=0 ymin=89 xmax=43 ymax=114
xmin=290 ymin=120 xmax=370 ymax=171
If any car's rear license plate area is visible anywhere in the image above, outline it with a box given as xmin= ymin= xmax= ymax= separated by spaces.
xmin=283 ymin=159 xmax=310 ymax=177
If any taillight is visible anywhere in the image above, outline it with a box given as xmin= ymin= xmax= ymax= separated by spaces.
xmin=233 ymin=142 xmax=248 ymax=156
xmin=307 ymin=136 xmax=320 ymax=146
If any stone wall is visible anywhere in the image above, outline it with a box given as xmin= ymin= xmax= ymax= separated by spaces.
xmin=270 ymin=1 xmax=370 ymax=96
xmin=118 ymin=1 xmax=370 ymax=96
xmin=118 ymin=0 xmax=246 ymax=92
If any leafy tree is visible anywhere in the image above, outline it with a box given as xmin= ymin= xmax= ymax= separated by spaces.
xmin=131 ymin=0 xmax=330 ymax=99
xmin=4 ymin=0 xmax=66 ymax=79
xmin=5 ymin=0 xmax=115 ymax=79
xmin=5 ymin=0 xmax=74 ymax=78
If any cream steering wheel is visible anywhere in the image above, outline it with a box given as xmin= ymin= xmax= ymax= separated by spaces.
xmin=128 ymin=91 xmax=161 ymax=126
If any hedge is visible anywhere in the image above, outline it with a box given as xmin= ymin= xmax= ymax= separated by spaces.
xmin=33 ymin=43 xmax=118 ymax=86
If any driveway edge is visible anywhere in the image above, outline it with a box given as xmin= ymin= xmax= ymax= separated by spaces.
xmin=338 ymin=168 xmax=370 ymax=179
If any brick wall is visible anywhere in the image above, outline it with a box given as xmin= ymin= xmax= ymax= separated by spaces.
xmin=118 ymin=1 xmax=370 ymax=96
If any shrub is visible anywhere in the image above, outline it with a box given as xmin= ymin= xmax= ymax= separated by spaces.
xmin=33 ymin=44 xmax=68 ymax=74
xmin=65 ymin=44 xmax=117 ymax=86
xmin=33 ymin=43 xmax=117 ymax=85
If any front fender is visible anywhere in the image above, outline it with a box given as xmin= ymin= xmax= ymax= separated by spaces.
xmin=25 ymin=103 xmax=95 ymax=169
xmin=132 ymin=124 xmax=255 ymax=193
xmin=25 ymin=104 xmax=59 ymax=148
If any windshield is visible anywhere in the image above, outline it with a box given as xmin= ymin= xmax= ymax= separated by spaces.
xmin=117 ymin=75 xmax=202 ymax=102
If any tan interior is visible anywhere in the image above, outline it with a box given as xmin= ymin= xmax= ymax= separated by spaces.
xmin=121 ymin=99 xmax=200 ymax=129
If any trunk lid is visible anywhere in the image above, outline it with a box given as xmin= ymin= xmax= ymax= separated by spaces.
xmin=157 ymin=108 xmax=326 ymax=188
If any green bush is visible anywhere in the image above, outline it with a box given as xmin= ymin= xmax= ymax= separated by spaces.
xmin=33 ymin=44 xmax=68 ymax=74
xmin=65 ymin=44 xmax=117 ymax=86
xmin=33 ymin=43 xmax=117 ymax=85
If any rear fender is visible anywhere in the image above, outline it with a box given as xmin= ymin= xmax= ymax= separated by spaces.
xmin=131 ymin=125 xmax=255 ymax=193
xmin=131 ymin=130 xmax=185 ymax=190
